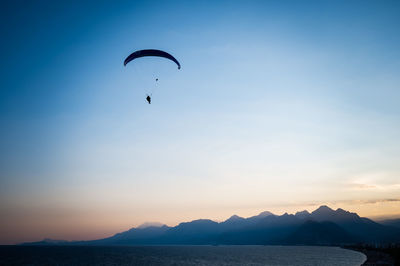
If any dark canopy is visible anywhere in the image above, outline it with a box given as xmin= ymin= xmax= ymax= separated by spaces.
xmin=124 ymin=49 xmax=181 ymax=69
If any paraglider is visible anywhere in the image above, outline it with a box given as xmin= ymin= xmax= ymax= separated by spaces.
xmin=124 ymin=49 xmax=181 ymax=69
xmin=124 ymin=49 xmax=180 ymax=104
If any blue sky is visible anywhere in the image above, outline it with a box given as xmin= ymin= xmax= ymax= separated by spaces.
xmin=1 ymin=0 xmax=400 ymax=244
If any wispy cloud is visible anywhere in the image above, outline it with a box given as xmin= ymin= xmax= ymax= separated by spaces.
xmin=311 ymin=198 xmax=400 ymax=206
xmin=347 ymin=181 xmax=400 ymax=191
xmin=246 ymin=198 xmax=400 ymax=211
xmin=349 ymin=183 xmax=377 ymax=190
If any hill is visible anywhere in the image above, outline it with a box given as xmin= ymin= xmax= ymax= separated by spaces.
xmin=22 ymin=206 xmax=400 ymax=246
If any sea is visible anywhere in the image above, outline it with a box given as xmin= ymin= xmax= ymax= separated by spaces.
xmin=0 ymin=245 xmax=367 ymax=265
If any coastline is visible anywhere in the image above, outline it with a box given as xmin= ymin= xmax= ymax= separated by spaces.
xmin=343 ymin=246 xmax=396 ymax=266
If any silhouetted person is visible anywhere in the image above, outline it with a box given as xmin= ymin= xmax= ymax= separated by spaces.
xmin=146 ymin=95 xmax=151 ymax=104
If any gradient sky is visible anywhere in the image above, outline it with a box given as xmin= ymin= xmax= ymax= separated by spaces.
xmin=1 ymin=0 xmax=400 ymax=244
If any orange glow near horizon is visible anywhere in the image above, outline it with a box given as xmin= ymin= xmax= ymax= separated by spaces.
xmin=1 ymin=200 xmax=399 ymax=245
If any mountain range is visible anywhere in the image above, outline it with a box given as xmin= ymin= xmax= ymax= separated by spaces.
xmin=22 ymin=206 xmax=400 ymax=246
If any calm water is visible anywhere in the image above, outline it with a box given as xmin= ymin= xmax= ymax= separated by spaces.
xmin=0 ymin=245 xmax=366 ymax=265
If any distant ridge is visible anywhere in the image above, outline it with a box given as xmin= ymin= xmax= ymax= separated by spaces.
xmin=21 ymin=239 xmax=70 ymax=246
xmin=21 ymin=206 xmax=400 ymax=246
xmin=379 ymin=218 xmax=400 ymax=229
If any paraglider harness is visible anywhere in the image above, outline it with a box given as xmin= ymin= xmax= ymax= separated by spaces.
xmin=146 ymin=94 xmax=151 ymax=104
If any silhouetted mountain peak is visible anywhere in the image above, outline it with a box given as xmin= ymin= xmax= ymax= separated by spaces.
xmin=295 ymin=210 xmax=310 ymax=219
xmin=336 ymin=208 xmax=359 ymax=217
xmin=225 ymin=214 xmax=244 ymax=222
xmin=182 ymin=219 xmax=216 ymax=225
xmin=243 ymin=211 xmax=275 ymax=225
xmin=175 ymin=219 xmax=219 ymax=231
xmin=312 ymin=205 xmax=334 ymax=214
xmin=257 ymin=211 xmax=273 ymax=217
xmin=311 ymin=206 xmax=336 ymax=220
xmin=311 ymin=205 xmax=360 ymax=222
xmin=137 ymin=222 xmax=164 ymax=229
xmin=109 ymin=224 xmax=170 ymax=241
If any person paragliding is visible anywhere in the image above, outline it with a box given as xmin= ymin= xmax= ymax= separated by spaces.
xmin=124 ymin=49 xmax=181 ymax=69
xmin=124 ymin=49 xmax=180 ymax=104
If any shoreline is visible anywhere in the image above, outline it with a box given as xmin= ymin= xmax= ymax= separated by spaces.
xmin=343 ymin=246 xmax=396 ymax=265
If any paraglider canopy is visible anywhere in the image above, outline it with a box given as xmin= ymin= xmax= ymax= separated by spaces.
xmin=124 ymin=49 xmax=181 ymax=69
